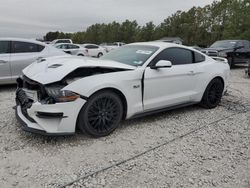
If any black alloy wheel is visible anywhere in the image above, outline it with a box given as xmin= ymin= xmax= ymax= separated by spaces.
xmin=97 ymin=53 xmax=103 ymax=58
xmin=200 ymin=78 xmax=224 ymax=109
xmin=77 ymin=91 xmax=123 ymax=137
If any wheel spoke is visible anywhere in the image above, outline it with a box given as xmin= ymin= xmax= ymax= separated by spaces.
xmin=86 ymin=96 xmax=121 ymax=134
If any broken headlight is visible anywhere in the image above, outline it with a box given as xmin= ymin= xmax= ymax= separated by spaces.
xmin=45 ymin=86 xmax=80 ymax=103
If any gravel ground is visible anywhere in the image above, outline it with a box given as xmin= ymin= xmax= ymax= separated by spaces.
xmin=0 ymin=67 xmax=249 ymax=188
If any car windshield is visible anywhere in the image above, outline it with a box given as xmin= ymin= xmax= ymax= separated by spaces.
xmin=210 ymin=41 xmax=237 ymax=48
xmin=101 ymin=45 xmax=159 ymax=66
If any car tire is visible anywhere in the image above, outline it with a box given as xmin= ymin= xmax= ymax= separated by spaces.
xmin=77 ymin=54 xmax=84 ymax=56
xmin=97 ymin=53 xmax=103 ymax=58
xmin=77 ymin=90 xmax=123 ymax=137
xmin=200 ymin=78 xmax=224 ymax=109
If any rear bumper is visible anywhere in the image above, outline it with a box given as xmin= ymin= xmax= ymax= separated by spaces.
xmin=15 ymin=90 xmax=86 ymax=136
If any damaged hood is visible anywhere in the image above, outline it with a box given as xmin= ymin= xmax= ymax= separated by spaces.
xmin=23 ymin=56 xmax=136 ymax=84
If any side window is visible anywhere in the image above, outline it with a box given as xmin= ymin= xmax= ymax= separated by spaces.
xmin=86 ymin=45 xmax=98 ymax=49
xmin=84 ymin=45 xmax=91 ymax=49
xmin=68 ymin=45 xmax=79 ymax=49
xmin=56 ymin=44 xmax=63 ymax=49
xmin=0 ymin=41 xmax=10 ymax=54
xmin=12 ymin=41 xmax=45 ymax=53
xmin=243 ymin=41 xmax=250 ymax=49
xmin=37 ymin=45 xmax=45 ymax=52
xmin=194 ymin=52 xmax=205 ymax=63
xmin=62 ymin=44 xmax=68 ymax=49
xmin=153 ymin=48 xmax=193 ymax=65
xmin=236 ymin=41 xmax=244 ymax=48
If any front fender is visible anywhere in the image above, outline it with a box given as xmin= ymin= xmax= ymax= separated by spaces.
xmin=64 ymin=69 xmax=144 ymax=118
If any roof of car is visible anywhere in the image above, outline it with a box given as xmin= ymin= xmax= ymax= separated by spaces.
xmin=55 ymin=43 xmax=80 ymax=46
xmin=82 ymin=43 xmax=99 ymax=46
xmin=128 ymin=41 xmax=185 ymax=48
xmin=0 ymin=37 xmax=46 ymax=46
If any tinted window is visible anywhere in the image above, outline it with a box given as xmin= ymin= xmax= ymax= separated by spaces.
xmin=243 ymin=41 xmax=250 ymax=49
xmin=55 ymin=40 xmax=71 ymax=44
xmin=101 ymin=45 xmax=159 ymax=66
xmin=236 ymin=41 xmax=244 ymax=48
xmin=12 ymin=41 xmax=45 ymax=53
xmin=0 ymin=41 xmax=10 ymax=54
xmin=194 ymin=52 xmax=205 ymax=63
xmin=85 ymin=45 xmax=98 ymax=49
xmin=58 ymin=44 xmax=68 ymax=49
xmin=153 ymin=48 xmax=193 ymax=65
xmin=210 ymin=40 xmax=237 ymax=48
xmin=68 ymin=44 xmax=79 ymax=49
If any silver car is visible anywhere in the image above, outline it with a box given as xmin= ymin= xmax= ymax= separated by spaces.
xmin=0 ymin=38 xmax=66 ymax=85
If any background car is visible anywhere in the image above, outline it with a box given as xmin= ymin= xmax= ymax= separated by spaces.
xmin=0 ymin=38 xmax=66 ymax=85
xmin=15 ymin=42 xmax=230 ymax=137
xmin=50 ymin=39 xmax=73 ymax=45
xmin=54 ymin=43 xmax=88 ymax=56
xmin=81 ymin=44 xmax=107 ymax=57
xmin=100 ymin=42 xmax=125 ymax=52
xmin=201 ymin=40 xmax=250 ymax=68
xmin=246 ymin=61 xmax=250 ymax=76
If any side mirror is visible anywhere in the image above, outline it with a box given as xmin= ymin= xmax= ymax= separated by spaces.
xmin=150 ymin=60 xmax=172 ymax=69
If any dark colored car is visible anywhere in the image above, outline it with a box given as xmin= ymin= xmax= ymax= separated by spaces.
xmin=246 ymin=61 xmax=250 ymax=76
xmin=201 ymin=40 xmax=250 ymax=68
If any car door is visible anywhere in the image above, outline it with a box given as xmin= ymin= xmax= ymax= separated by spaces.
xmin=143 ymin=47 xmax=198 ymax=111
xmin=10 ymin=41 xmax=45 ymax=80
xmin=57 ymin=44 xmax=71 ymax=54
xmin=234 ymin=41 xmax=249 ymax=63
xmin=67 ymin=44 xmax=80 ymax=55
xmin=0 ymin=41 xmax=12 ymax=84
xmin=86 ymin=45 xmax=99 ymax=57
xmin=241 ymin=40 xmax=250 ymax=62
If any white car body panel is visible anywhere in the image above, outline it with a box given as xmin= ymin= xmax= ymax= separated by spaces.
xmin=54 ymin=43 xmax=88 ymax=56
xmin=82 ymin=44 xmax=107 ymax=57
xmin=17 ymin=98 xmax=85 ymax=134
xmin=16 ymin=42 xmax=230 ymax=135
xmin=23 ymin=56 xmax=135 ymax=84
xmin=64 ymin=68 xmax=144 ymax=118
xmin=144 ymin=63 xmax=197 ymax=110
xmin=0 ymin=53 xmax=11 ymax=84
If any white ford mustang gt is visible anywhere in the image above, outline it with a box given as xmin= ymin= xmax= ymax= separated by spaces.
xmin=15 ymin=42 xmax=230 ymax=137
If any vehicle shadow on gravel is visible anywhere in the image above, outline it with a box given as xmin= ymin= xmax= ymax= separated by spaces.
xmin=0 ymin=84 xmax=16 ymax=92
xmin=17 ymin=91 xmax=250 ymax=149
xmin=15 ymin=104 xmax=203 ymax=145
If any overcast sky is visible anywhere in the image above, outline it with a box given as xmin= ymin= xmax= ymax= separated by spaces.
xmin=0 ymin=0 xmax=215 ymax=39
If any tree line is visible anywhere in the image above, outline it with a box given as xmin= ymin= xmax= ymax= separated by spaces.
xmin=44 ymin=0 xmax=250 ymax=47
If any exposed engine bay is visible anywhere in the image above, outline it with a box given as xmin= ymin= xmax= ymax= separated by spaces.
xmin=17 ymin=67 xmax=130 ymax=105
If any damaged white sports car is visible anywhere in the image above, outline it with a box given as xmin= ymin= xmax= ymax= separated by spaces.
xmin=15 ymin=42 xmax=230 ymax=137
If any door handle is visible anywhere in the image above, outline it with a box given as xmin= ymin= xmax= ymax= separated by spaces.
xmin=187 ymin=71 xmax=195 ymax=76
xmin=36 ymin=57 xmax=44 ymax=61
xmin=0 ymin=60 xmax=7 ymax=64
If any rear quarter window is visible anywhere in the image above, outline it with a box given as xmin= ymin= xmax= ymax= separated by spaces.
xmin=153 ymin=47 xmax=193 ymax=65
xmin=0 ymin=41 xmax=10 ymax=54
xmin=12 ymin=41 xmax=45 ymax=53
xmin=194 ymin=52 xmax=205 ymax=63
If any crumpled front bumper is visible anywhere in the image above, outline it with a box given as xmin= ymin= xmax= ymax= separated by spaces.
xmin=15 ymin=89 xmax=86 ymax=136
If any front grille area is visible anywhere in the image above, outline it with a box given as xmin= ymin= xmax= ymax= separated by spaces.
xmin=16 ymin=88 xmax=36 ymax=123
xmin=207 ymin=51 xmax=218 ymax=56
xmin=201 ymin=50 xmax=218 ymax=57
xmin=16 ymin=76 xmax=47 ymax=123
xmin=19 ymin=76 xmax=46 ymax=101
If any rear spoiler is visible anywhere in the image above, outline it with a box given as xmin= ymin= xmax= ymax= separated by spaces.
xmin=211 ymin=57 xmax=228 ymax=64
